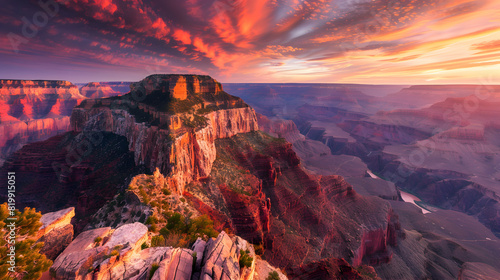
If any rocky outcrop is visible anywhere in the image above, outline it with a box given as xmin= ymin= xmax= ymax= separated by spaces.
xmin=37 ymin=207 xmax=75 ymax=238
xmin=51 ymin=222 xmax=150 ymax=279
xmin=36 ymin=207 xmax=75 ymax=260
xmin=256 ymin=114 xmax=304 ymax=143
xmin=50 ymin=225 xmax=284 ymax=280
xmin=70 ymin=75 xmax=258 ymax=193
xmin=130 ymin=74 xmax=224 ymax=101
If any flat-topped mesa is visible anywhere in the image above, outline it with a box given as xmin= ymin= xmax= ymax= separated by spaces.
xmin=130 ymin=74 xmax=224 ymax=100
xmin=71 ymin=74 xmax=258 ymax=193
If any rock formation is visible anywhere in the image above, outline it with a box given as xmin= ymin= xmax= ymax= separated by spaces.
xmin=4 ymin=75 xmax=398 ymax=279
xmin=70 ymin=74 xmax=258 ymax=193
xmin=50 ymin=224 xmax=285 ymax=280
xmin=36 ymin=207 xmax=75 ymax=260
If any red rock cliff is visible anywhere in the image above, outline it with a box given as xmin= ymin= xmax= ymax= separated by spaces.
xmin=70 ymin=74 xmax=258 ymax=193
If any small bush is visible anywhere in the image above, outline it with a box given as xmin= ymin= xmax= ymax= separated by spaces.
xmin=141 ymin=242 xmax=149 ymax=250
xmin=239 ymin=250 xmax=253 ymax=269
xmin=162 ymin=188 xmax=171 ymax=196
xmin=149 ymin=263 xmax=160 ymax=280
xmin=266 ymin=271 xmax=280 ymax=280
xmin=254 ymin=243 xmax=264 ymax=256
xmin=180 ymin=197 xmax=186 ymax=203
xmin=94 ymin=236 xmax=102 ymax=244
xmin=149 ymin=224 xmax=158 ymax=232
xmin=159 ymin=227 xmax=169 ymax=237
xmin=110 ymin=250 xmax=119 ymax=257
xmin=151 ymin=235 xmax=166 ymax=247
xmin=146 ymin=215 xmax=158 ymax=225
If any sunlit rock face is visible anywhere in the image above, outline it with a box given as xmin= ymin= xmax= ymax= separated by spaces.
xmin=50 ymin=227 xmax=286 ymax=280
xmin=71 ymin=74 xmax=258 ymax=193
xmin=0 ymin=79 xmax=85 ymax=164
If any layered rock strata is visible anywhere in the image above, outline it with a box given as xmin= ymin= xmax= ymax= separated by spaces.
xmin=70 ymin=75 xmax=258 ymax=193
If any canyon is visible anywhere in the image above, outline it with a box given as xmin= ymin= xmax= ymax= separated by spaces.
xmin=0 ymin=80 xmax=86 ymax=166
xmin=1 ymin=78 xmax=500 ymax=279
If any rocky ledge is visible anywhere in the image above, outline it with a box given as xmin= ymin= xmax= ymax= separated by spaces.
xmin=50 ymin=222 xmax=285 ymax=280
xmin=36 ymin=207 xmax=75 ymax=260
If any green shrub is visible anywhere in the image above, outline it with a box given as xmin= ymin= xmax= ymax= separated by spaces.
xmin=162 ymin=188 xmax=171 ymax=196
xmin=254 ymin=243 xmax=264 ymax=256
xmin=159 ymin=227 xmax=169 ymax=237
xmin=0 ymin=203 xmax=52 ymax=280
xmin=145 ymin=215 xmax=158 ymax=225
xmin=110 ymin=250 xmax=119 ymax=257
xmin=239 ymin=250 xmax=253 ymax=269
xmin=149 ymin=224 xmax=158 ymax=232
xmin=151 ymin=235 xmax=166 ymax=247
xmin=166 ymin=213 xmax=186 ymax=233
xmin=149 ymin=263 xmax=160 ymax=280
xmin=141 ymin=242 xmax=149 ymax=250
xmin=266 ymin=271 xmax=280 ymax=280
xmin=94 ymin=236 xmax=102 ymax=244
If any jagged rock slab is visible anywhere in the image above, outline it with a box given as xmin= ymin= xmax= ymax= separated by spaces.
xmin=200 ymin=231 xmax=241 ymax=280
xmin=38 ymin=207 xmax=75 ymax=237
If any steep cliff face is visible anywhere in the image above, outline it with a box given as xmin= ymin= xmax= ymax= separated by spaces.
xmin=70 ymin=74 xmax=258 ymax=193
xmin=0 ymin=132 xmax=147 ymax=234
xmin=196 ymin=131 xmax=401 ymax=275
xmin=0 ymin=79 xmax=85 ymax=164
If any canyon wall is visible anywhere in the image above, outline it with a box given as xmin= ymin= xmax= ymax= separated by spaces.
xmin=0 ymin=79 xmax=85 ymax=164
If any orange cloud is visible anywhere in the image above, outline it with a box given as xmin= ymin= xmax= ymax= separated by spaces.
xmin=471 ymin=40 xmax=500 ymax=53
xmin=173 ymin=29 xmax=192 ymax=45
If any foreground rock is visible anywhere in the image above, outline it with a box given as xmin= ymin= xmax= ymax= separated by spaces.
xmin=36 ymin=207 xmax=75 ymax=260
xmin=50 ymin=223 xmax=284 ymax=280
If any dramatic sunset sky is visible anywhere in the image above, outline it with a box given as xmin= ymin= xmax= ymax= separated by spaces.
xmin=1 ymin=0 xmax=499 ymax=84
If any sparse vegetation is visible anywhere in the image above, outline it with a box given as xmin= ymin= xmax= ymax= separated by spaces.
xmin=110 ymin=250 xmax=119 ymax=257
xmin=254 ymin=243 xmax=264 ymax=256
xmin=151 ymin=235 xmax=166 ymax=247
xmin=239 ymin=249 xmax=253 ymax=269
xmin=356 ymin=265 xmax=379 ymax=279
xmin=0 ymin=203 xmax=53 ymax=280
xmin=149 ymin=263 xmax=160 ymax=280
xmin=94 ymin=236 xmax=102 ymax=244
xmin=266 ymin=271 xmax=280 ymax=280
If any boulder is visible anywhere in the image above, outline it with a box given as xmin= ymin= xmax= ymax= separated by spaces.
xmin=200 ymin=231 xmax=240 ymax=280
xmin=151 ymin=248 xmax=194 ymax=280
xmin=36 ymin=207 xmax=75 ymax=259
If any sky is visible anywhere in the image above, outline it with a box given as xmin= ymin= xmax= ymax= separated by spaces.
xmin=0 ymin=0 xmax=499 ymax=84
